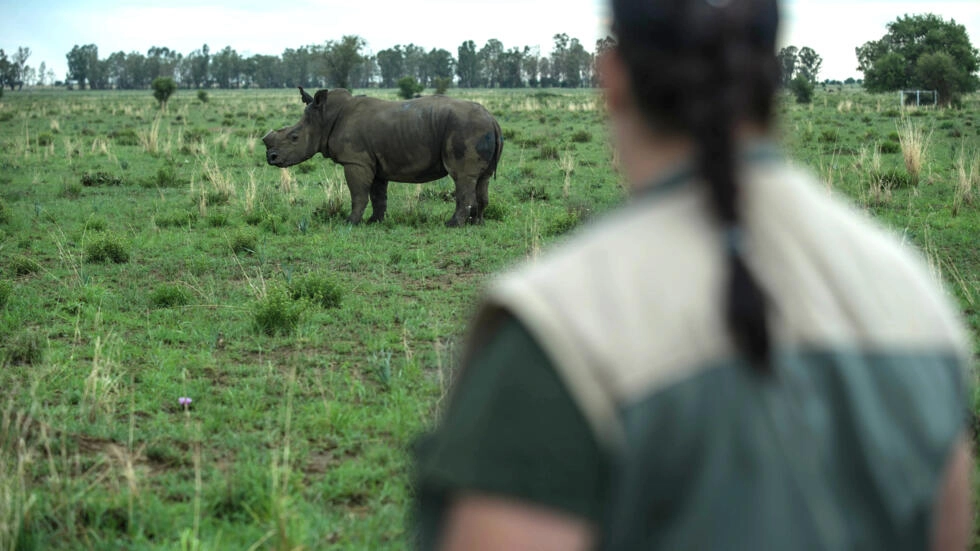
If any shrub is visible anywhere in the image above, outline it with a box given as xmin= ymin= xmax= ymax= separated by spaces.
xmin=253 ymin=286 xmax=307 ymax=336
xmin=152 ymin=77 xmax=177 ymax=109
xmin=482 ymin=201 xmax=508 ymax=221
xmin=155 ymin=211 xmax=196 ymax=228
xmin=0 ymin=198 xmax=9 ymax=224
xmin=11 ymin=255 xmax=41 ymax=276
xmin=81 ymin=171 xmax=122 ymax=187
xmin=397 ymin=77 xmax=424 ymax=100
xmin=871 ymin=169 xmax=913 ymax=188
xmin=154 ymin=162 xmax=179 ymax=188
xmin=434 ymin=77 xmax=452 ymax=95
xmin=0 ymin=280 xmax=11 ymax=309
xmin=5 ymin=329 xmax=44 ymax=365
xmin=312 ymin=200 xmax=345 ymax=223
xmin=571 ymin=129 xmax=592 ymax=143
xmin=538 ymin=144 xmax=559 ymax=160
xmin=197 ymin=90 xmax=209 ymax=104
xmin=231 ymin=228 xmax=258 ymax=254
xmin=516 ymin=183 xmax=551 ymax=201
xmin=109 ymin=128 xmax=139 ymax=146
xmin=85 ymin=235 xmax=130 ymax=263
xmin=84 ymin=216 xmax=107 ymax=232
xmin=818 ymin=129 xmax=839 ymax=144
xmin=60 ymin=182 xmax=83 ymax=199
xmin=789 ymin=74 xmax=814 ymax=104
xmin=289 ymin=273 xmax=343 ymax=309
xmin=150 ymin=284 xmax=191 ymax=308
xmin=182 ymin=127 xmax=208 ymax=144
xmin=878 ymin=142 xmax=902 ymax=155
xmin=207 ymin=212 xmax=229 ymax=227
xmin=545 ymin=209 xmax=581 ymax=236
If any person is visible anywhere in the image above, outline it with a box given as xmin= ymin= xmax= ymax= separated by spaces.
xmin=413 ymin=0 xmax=974 ymax=549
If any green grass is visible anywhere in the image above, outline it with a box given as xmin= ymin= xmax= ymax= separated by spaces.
xmin=0 ymin=86 xmax=977 ymax=549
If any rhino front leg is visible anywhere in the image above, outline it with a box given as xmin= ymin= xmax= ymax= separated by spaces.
xmin=344 ymin=165 xmax=374 ymax=225
xmin=447 ymin=176 xmax=477 ymax=227
xmin=367 ymin=178 xmax=389 ymax=224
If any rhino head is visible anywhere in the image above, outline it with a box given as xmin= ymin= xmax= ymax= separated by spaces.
xmin=262 ymin=87 xmax=347 ymax=167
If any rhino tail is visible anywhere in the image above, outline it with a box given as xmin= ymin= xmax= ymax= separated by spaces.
xmin=488 ymin=119 xmax=504 ymax=179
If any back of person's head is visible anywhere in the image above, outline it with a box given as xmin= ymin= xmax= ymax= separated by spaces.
xmin=609 ymin=0 xmax=781 ymax=373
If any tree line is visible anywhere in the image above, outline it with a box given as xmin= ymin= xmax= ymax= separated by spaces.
xmin=40 ymin=34 xmax=599 ymax=91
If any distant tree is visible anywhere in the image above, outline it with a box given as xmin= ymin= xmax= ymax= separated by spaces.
xmin=249 ymin=54 xmax=283 ymax=88
xmin=185 ymin=44 xmax=210 ymax=88
xmin=377 ymin=46 xmax=404 ymax=88
xmin=524 ymin=46 xmax=541 ymax=87
xmin=282 ymin=46 xmax=318 ymax=88
xmin=66 ymin=44 xmax=99 ymax=89
xmin=145 ymin=46 xmax=180 ymax=81
xmin=456 ymin=40 xmax=481 ymax=88
xmin=498 ymin=47 xmax=525 ymax=88
xmin=324 ymin=35 xmax=366 ymax=89
xmin=539 ymin=57 xmax=555 ymax=87
xmin=914 ymin=52 xmax=961 ymax=107
xmin=401 ymin=44 xmax=426 ymax=84
xmin=550 ymin=34 xmax=590 ymax=87
xmin=797 ymin=47 xmax=822 ymax=84
xmin=351 ymin=53 xmax=378 ymax=88
xmin=0 ymin=50 xmax=12 ymax=89
xmin=425 ymin=48 xmax=455 ymax=85
xmin=479 ymin=39 xmax=504 ymax=88
xmin=856 ymin=13 xmax=979 ymax=105
xmin=777 ymin=46 xmax=798 ymax=86
xmin=789 ymin=74 xmax=814 ymax=104
xmin=844 ymin=77 xmax=856 ymax=85
xmin=397 ymin=76 xmax=423 ymax=99
xmin=8 ymin=47 xmax=31 ymax=89
xmin=37 ymin=61 xmax=47 ymax=86
xmin=152 ymin=76 xmax=177 ymax=110
xmin=212 ymin=46 xmax=242 ymax=88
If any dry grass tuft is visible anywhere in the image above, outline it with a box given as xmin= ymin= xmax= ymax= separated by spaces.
xmin=897 ymin=117 xmax=933 ymax=186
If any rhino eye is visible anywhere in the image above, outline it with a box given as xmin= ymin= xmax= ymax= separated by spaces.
xmin=289 ymin=133 xmax=299 ymax=142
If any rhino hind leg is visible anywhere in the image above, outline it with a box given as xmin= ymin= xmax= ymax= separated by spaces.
xmin=367 ymin=178 xmax=388 ymax=224
xmin=344 ymin=165 xmax=374 ymax=225
xmin=446 ymin=176 xmax=477 ymax=227
xmin=473 ymin=175 xmax=491 ymax=225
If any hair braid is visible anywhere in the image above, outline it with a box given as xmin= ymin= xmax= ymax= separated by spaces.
xmin=613 ymin=0 xmax=777 ymax=372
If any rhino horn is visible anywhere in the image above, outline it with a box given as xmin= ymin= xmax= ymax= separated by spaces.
xmin=299 ymin=86 xmax=313 ymax=105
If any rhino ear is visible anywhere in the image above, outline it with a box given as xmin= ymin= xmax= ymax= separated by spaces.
xmin=313 ymin=90 xmax=329 ymax=107
xmin=299 ymin=86 xmax=313 ymax=105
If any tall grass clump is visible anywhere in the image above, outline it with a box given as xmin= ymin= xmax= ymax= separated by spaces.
xmin=10 ymin=255 xmax=41 ymax=277
xmin=289 ymin=273 xmax=343 ymax=309
xmin=253 ymin=286 xmax=307 ymax=336
xmin=0 ymin=198 xmax=10 ymax=224
xmin=137 ymin=117 xmax=163 ymax=155
xmin=149 ymin=284 xmax=191 ymax=309
xmin=85 ymin=234 xmax=130 ymax=264
xmin=0 ymin=280 xmax=11 ymax=309
xmin=953 ymin=147 xmax=978 ymax=215
xmin=897 ymin=117 xmax=932 ymax=186
xmin=4 ymin=329 xmax=44 ymax=365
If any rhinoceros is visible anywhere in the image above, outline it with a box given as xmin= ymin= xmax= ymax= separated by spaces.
xmin=262 ymin=87 xmax=503 ymax=227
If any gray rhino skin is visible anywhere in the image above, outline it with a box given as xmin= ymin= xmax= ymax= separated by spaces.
xmin=262 ymin=87 xmax=503 ymax=227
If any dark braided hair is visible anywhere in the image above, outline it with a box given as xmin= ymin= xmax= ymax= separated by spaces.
xmin=611 ymin=0 xmax=780 ymax=373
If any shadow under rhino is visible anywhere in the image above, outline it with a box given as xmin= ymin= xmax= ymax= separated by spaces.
xmin=262 ymin=88 xmax=503 ymax=227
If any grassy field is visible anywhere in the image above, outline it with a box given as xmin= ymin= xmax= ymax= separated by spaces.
xmin=0 ymin=86 xmax=977 ymax=550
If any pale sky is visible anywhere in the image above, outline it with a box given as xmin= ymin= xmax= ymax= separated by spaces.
xmin=0 ymin=0 xmax=977 ymax=84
